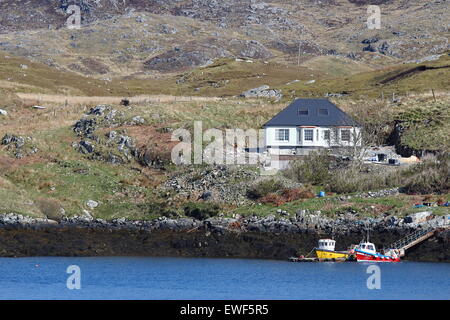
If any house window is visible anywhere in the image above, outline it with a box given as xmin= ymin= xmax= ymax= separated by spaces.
xmin=298 ymin=108 xmax=309 ymax=116
xmin=275 ymin=129 xmax=289 ymax=141
xmin=323 ymin=130 xmax=330 ymax=141
xmin=304 ymin=129 xmax=314 ymax=141
xmin=318 ymin=108 xmax=329 ymax=116
xmin=341 ymin=129 xmax=351 ymax=142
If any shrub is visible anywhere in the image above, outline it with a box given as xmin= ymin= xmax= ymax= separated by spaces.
xmin=137 ymin=139 xmax=173 ymax=169
xmin=402 ymin=158 xmax=449 ymax=194
xmin=38 ymin=181 xmax=53 ymax=190
xmin=281 ymin=188 xmax=300 ymax=202
xmin=259 ymin=193 xmax=285 ymax=206
xmin=281 ymin=188 xmax=315 ymax=201
xmin=324 ymin=156 xmax=449 ymax=195
xmin=257 ymin=188 xmax=316 ymax=205
xmin=285 ymin=150 xmax=331 ymax=185
xmin=246 ymin=179 xmax=285 ymax=200
xmin=183 ymin=202 xmax=221 ymax=220
xmin=297 ymin=188 xmax=316 ymax=199
xmin=36 ymin=198 xmax=63 ymax=221
xmin=144 ymin=201 xmax=180 ymax=218
xmin=326 ymin=165 xmax=403 ymax=194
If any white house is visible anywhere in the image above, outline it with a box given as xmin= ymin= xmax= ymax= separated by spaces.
xmin=263 ymin=98 xmax=361 ymax=155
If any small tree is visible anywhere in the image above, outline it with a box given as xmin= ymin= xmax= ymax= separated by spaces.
xmin=332 ymin=100 xmax=395 ymax=166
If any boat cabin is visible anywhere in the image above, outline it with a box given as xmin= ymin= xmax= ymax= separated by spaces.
xmin=357 ymin=242 xmax=376 ymax=254
xmin=318 ymin=239 xmax=336 ymax=252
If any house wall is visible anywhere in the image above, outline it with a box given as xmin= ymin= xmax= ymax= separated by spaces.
xmin=265 ymin=126 xmax=361 ymax=150
xmin=265 ymin=126 xmax=299 ymax=147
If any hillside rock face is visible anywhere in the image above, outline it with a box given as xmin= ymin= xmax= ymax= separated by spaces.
xmin=144 ymin=44 xmax=231 ymax=72
xmin=0 ymin=213 xmax=448 ymax=262
xmin=0 ymin=0 xmax=448 ymax=76
xmin=240 ymin=85 xmax=282 ymax=100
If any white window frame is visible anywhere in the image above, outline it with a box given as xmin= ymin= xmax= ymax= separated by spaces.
xmin=323 ymin=129 xmax=331 ymax=141
xmin=275 ymin=129 xmax=289 ymax=142
xmin=304 ymin=129 xmax=314 ymax=141
xmin=341 ymin=129 xmax=351 ymax=142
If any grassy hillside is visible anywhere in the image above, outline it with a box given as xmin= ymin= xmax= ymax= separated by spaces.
xmin=283 ymin=53 xmax=450 ymax=98
xmin=1 ymin=51 xmax=449 ymax=100
xmin=1 ymin=90 xmax=448 ymax=220
xmin=0 ymin=44 xmax=448 ymax=221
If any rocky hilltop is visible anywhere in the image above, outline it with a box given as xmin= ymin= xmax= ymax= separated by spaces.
xmin=0 ymin=0 xmax=448 ymax=76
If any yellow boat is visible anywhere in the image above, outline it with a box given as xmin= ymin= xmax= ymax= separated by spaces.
xmin=315 ymin=239 xmax=350 ymax=260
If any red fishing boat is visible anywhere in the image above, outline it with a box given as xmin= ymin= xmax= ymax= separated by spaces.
xmin=354 ymin=241 xmax=401 ymax=262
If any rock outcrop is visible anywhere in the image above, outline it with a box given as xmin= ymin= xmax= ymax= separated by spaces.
xmin=144 ymin=44 xmax=231 ymax=72
xmin=0 ymin=212 xmax=448 ymax=261
xmin=240 ymin=85 xmax=282 ymax=100
xmin=1 ymin=0 xmax=447 ymax=77
xmin=72 ymin=105 xmax=142 ymax=164
xmin=1 ymin=134 xmax=38 ymax=159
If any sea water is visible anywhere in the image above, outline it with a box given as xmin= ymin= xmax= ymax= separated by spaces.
xmin=0 ymin=257 xmax=448 ymax=300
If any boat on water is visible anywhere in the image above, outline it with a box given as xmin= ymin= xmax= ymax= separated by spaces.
xmin=354 ymin=241 xmax=401 ymax=262
xmin=315 ymin=239 xmax=350 ymax=260
xmin=291 ymin=238 xmax=400 ymax=263
xmin=291 ymin=224 xmax=441 ymax=263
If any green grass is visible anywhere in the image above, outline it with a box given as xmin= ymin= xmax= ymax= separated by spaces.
xmin=1 ymin=49 xmax=449 ymax=100
xmin=230 ymin=194 xmax=417 ymax=219
xmin=300 ymin=56 xmax=374 ymax=77
xmin=4 ymin=160 xmax=145 ymax=218
xmin=397 ymin=103 xmax=450 ymax=152
xmin=0 ymin=177 xmax=42 ymax=216
xmin=282 ymin=53 xmax=450 ymax=99
xmin=0 ymin=58 xmax=448 ymax=220
xmin=0 ymin=123 xmax=164 ymax=220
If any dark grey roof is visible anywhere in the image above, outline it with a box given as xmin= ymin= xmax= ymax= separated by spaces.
xmin=263 ymin=98 xmax=360 ymax=127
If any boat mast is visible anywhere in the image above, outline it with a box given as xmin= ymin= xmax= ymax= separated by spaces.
xmin=365 ymin=221 xmax=370 ymax=243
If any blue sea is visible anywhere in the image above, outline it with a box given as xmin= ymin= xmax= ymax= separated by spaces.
xmin=0 ymin=257 xmax=448 ymax=300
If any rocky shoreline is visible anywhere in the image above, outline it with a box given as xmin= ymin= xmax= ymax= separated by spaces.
xmin=0 ymin=212 xmax=448 ymax=262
